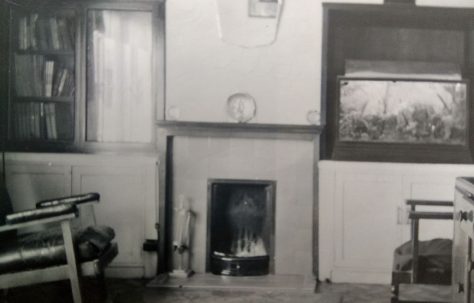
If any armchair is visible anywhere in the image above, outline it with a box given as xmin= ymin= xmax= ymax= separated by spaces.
xmin=0 ymin=190 xmax=118 ymax=303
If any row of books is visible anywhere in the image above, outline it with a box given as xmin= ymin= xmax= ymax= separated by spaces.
xmin=14 ymin=103 xmax=59 ymax=140
xmin=18 ymin=13 xmax=75 ymax=51
xmin=14 ymin=54 xmax=75 ymax=98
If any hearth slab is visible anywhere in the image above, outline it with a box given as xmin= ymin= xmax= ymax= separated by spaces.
xmin=147 ymin=273 xmax=316 ymax=292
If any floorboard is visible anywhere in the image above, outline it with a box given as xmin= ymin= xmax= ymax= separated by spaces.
xmin=1 ymin=278 xmax=452 ymax=303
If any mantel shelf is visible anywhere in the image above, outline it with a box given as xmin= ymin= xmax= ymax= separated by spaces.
xmin=156 ymin=121 xmax=324 ymax=140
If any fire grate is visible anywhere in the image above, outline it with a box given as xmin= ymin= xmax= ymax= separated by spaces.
xmin=207 ymin=179 xmax=275 ymax=276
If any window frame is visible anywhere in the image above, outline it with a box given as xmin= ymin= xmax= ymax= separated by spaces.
xmin=78 ymin=1 xmax=164 ymax=154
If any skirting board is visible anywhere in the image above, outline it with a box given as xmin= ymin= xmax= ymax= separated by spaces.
xmin=147 ymin=273 xmax=316 ymax=292
xmin=105 ymin=267 xmax=145 ymax=278
xmin=329 ymin=270 xmax=391 ymax=284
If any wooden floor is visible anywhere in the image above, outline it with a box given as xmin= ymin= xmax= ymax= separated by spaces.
xmin=1 ymin=278 xmax=452 ymax=303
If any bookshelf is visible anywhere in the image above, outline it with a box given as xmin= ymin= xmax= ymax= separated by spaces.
xmin=8 ymin=7 xmax=76 ymax=145
xmin=0 ymin=0 xmax=164 ymax=153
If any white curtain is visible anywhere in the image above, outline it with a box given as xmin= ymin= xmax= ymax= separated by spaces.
xmin=88 ymin=10 xmax=152 ymax=143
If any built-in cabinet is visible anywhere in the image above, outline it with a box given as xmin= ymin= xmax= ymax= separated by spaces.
xmin=0 ymin=0 xmax=163 ymax=278
xmin=4 ymin=153 xmax=159 ymax=278
xmin=319 ymin=160 xmax=473 ymax=284
xmin=452 ymin=178 xmax=474 ymax=303
xmin=321 ymin=3 xmax=474 ymax=163
xmin=0 ymin=0 xmax=163 ymax=152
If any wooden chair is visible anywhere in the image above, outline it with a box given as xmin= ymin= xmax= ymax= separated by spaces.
xmin=0 ymin=190 xmax=118 ymax=303
xmin=391 ymin=199 xmax=453 ymax=303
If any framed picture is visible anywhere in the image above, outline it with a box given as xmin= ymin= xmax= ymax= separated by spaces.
xmin=333 ymin=77 xmax=472 ymax=163
xmin=249 ymin=0 xmax=280 ymax=18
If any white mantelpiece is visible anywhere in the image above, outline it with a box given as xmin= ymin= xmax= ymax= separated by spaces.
xmin=156 ymin=122 xmax=321 ymax=277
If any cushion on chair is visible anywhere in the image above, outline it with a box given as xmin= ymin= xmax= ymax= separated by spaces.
xmin=0 ymin=225 xmax=115 ymax=274
xmin=393 ymin=238 xmax=452 ymax=273
xmin=76 ymin=226 xmax=116 ymax=260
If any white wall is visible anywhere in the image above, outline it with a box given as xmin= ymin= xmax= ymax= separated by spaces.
xmin=166 ymin=0 xmax=323 ymax=124
xmin=166 ymin=0 xmax=474 ymax=125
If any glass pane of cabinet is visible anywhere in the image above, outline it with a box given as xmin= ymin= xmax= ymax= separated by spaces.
xmin=86 ymin=10 xmax=153 ymax=143
xmin=9 ymin=8 xmax=76 ymax=143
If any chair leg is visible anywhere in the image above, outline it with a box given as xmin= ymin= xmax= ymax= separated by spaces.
xmin=93 ymin=272 xmax=108 ymax=302
xmin=391 ymin=283 xmax=399 ymax=303
xmin=61 ymin=220 xmax=83 ymax=303
xmin=1 ymin=288 xmax=8 ymax=302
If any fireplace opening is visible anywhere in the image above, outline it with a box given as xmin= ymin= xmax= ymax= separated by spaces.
xmin=207 ymin=179 xmax=275 ymax=276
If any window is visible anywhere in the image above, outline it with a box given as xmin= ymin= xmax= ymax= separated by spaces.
xmin=86 ymin=10 xmax=153 ymax=143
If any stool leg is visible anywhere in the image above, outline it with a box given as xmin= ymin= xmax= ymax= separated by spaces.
xmin=391 ymin=285 xmax=399 ymax=303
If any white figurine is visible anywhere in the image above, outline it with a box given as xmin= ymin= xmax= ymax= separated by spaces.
xmin=170 ymin=195 xmax=194 ymax=278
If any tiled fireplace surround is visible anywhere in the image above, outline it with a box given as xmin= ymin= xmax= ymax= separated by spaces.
xmin=157 ymin=123 xmax=321 ymax=278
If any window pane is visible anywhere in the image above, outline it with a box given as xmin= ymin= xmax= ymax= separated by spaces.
xmin=86 ymin=10 xmax=152 ymax=143
xmin=11 ymin=10 xmax=76 ymax=143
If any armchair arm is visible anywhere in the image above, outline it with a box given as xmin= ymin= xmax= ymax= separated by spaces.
xmin=406 ymin=200 xmax=453 ymax=207
xmin=409 ymin=211 xmax=453 ymax=220
xmin=36 ymin=193 xmax=100 ymax=208
xmin=0 ymin=204 xmax=78 ymax=233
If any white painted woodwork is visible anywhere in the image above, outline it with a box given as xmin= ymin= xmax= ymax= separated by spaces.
xmin=4 ymin=153 xmax=158 ymax=278
xmin=6 ymin=163 xmax=71 ymax=212
xmin=71 ymin=164 xmax=150 ymax=273
xmin=319 ymin=160 xmax=474 ymax=284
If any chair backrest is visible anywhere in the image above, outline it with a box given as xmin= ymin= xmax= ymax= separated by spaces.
xmin=0 ymin=182 xmax=13 ymax=225
xmin=0 ymin=182 xmax=15 ymax=241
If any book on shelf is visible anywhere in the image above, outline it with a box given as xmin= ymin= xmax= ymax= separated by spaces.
xmin=44 ymin=103 xmax=58 ymax=140
xmin=17 ymin=13 xmax=75 ymax=51
xmin=14 ymin=102 xmax=58 ymax=140
xmin=14 ymin=54 xmax=74 ymax=98
xmin=48 ymin=17 xmax=60 ymax=50
xmin=44 ymin=60 xmax=55 ymax=97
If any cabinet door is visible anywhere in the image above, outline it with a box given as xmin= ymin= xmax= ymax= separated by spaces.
xmin=402 ymin=175 xmax=455 ymax=243
xmin=332 ymin=173 xmax=403 ymax=283
xmin=453 ymin=187 xmax=474 ymax=303
xmin=5 ymin=162 xmax=71 ymax=233
xmin=452 ymin=226 xmax=471 ymax=303
xmin=72 ymin=163 xmax=153 ymax=277
xmin=5 ymin=162 xmax=71 ymax=211
xmin=8 ymin=5 xmax=77 ymax=149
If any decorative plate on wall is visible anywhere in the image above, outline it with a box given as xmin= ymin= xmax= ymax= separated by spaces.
xmin=226 ymin=93 xmax=257 ymax=123
xmin=306 ymin=110 xmax=320 ymax=125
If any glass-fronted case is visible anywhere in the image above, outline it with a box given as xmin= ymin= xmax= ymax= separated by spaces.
xmin=9 ymin=7 xmax=76 ymax=145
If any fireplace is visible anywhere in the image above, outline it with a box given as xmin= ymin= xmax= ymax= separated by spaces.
xmin=157 ymin=123 xmax=321 ymax=278
xmin=207 ymin=179 xmax=275 ymax=276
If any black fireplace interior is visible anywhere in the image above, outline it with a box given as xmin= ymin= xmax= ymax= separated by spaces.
xmin=207 ymin=179 xmax=275 ymax=276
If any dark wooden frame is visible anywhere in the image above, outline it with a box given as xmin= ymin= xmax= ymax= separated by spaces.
xmin=334 ymin=77 xmax=472 ymax=163
xmin=0 ymin=0 xmax=165 ymax=154
xmin=321 ymin=3 xmax=474 ymax=163
xmin=205 ymin=178 xmax=276 ymax=274
xmin=0 ymin=1 xmax=9 ymax=152
xmin=156 ymin=121 xmax=322 ymax=277
xmin=4 ymin=0 xmax=80 ymax=153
